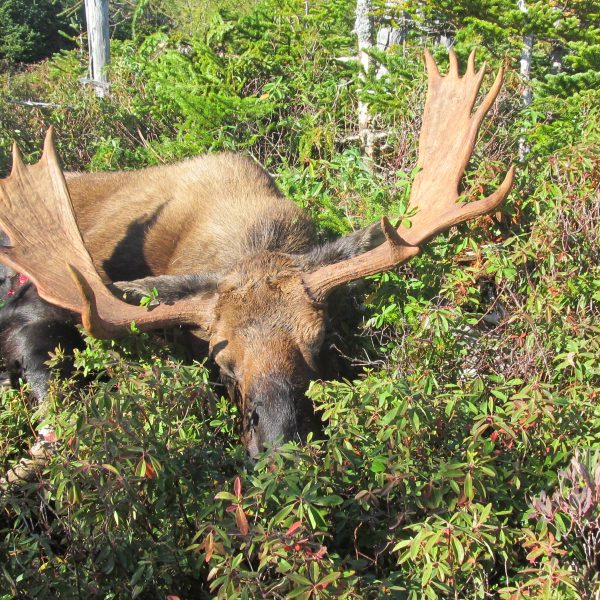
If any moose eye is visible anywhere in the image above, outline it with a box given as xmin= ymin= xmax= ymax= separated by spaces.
xmin=212 ymin=352 xmax=236 ymax=378
xmin=218 ymin=360 xmax=236 ymax=380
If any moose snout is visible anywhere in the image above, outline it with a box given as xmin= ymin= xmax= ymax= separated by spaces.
xmin=243 ymin=374 xmax=305 ymax=459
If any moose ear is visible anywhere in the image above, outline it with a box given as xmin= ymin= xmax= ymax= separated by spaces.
xmin=110 ymin=273 xmax=221 ymax=305
xmin=300 ymin=221 xmax=385 ymax=269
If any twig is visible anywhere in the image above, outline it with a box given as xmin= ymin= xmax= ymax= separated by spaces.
xmin=0 ymin=439 xmax=57 ymax=487
xmin=341 ymin=131 xmax=390 ymax=143
xmin=136 ymin=127 xmax=167 ymax=164
xmin=8 ymin=100 xmax=74 ymax=110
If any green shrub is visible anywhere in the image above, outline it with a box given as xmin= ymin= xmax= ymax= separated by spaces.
xmin=0 ymin=0 xmax=72 ymax=64
xmin=0 ymin=1 xmax=599 ymax=596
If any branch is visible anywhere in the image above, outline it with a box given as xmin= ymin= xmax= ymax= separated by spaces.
xmin=8 ymin=100 xmax=74 ymax=109
xmin=0 ymin=428 xmax=59 ymax=488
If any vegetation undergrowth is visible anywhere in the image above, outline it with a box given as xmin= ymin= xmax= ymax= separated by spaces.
xmin=0 ymin=0 xmax=598 ymax=597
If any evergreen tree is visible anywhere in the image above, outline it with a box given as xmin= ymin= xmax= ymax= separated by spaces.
xmin=0 ymin=0 xmax=71 ymax=63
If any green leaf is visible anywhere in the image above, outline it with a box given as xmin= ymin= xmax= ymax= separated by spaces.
xmin=102 ymin=463 xmax=121 ymax=476
xmin=315 ymin=494 xmax=343 ymax=506
xmin=135 ymin=459 xmax=147 ymax=478
xmin=371 ymin=457 xmax=387 ymax=473
xmin=451 ymin=537 xmax=465 ymax=564
xmin=464 ymin=473 xmax=474 ymax=501
xmin=214 ymin=492 xmax=238 ymax=502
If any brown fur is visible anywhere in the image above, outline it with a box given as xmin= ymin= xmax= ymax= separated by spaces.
xmin=59 ymin=153 xmax=382 ymax=456
xmin=65 ymin=154 xmax=316 ymax=280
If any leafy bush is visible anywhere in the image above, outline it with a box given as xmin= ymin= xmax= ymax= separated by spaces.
xmin=1 ymin=326 xmax=598 ymax=596
xmin=0 ymin=0 xmax=599 ymax=597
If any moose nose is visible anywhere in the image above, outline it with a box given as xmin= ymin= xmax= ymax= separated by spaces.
xmin=244 ymin=374 xmax=299 ymax=458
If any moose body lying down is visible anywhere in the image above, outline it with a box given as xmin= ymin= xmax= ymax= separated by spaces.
xmin=0 ymin=51 xmax=513 ymax=458
xmin=0 ymin=153 xmax=384 ymax=454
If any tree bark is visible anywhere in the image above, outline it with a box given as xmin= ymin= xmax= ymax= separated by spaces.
xmin=518 ymin=0 xmax=533 ymax=160
xmin=519 ymin=1 xmax=533 ymax=107
xmin=84 ymin=0 xmax=110 ymax=97
xmin=355 ymin=0 xmax=375 ymax=159
xmin=376 ymin=25 xmax=403 ymax=78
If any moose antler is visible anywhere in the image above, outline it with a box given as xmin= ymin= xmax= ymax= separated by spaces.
xmin=303 ymin=49 xmax=515 ymax=300
xmin=0 ymin=128 xmax=216 ymax=338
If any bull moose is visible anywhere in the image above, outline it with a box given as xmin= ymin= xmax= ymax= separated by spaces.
xmin=0 ymin=50 xmax=514 ymax=460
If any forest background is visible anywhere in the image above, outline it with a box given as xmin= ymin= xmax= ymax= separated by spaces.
xmin=0 ymin=0 xmax=598 ymax=598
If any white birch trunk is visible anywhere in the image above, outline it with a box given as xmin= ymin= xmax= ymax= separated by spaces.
xmin=439 ymin=32 xmax=453 ymax=50
xmin=355 ymin=0 xmax=374 ymax=159
xmin=518 ymin=0 xmax=533 ymax=160
xmin=375 ymin=2 xmax=406 ymax=76
xmin=85 ymin=0 xmax=110 ymax=97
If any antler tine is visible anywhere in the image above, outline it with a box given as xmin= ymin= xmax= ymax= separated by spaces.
xmin=424 ymin=49 xmax=441 ymax=80
xmin=10 ymin=142 xmax=25 ymax=176
xmin=452 ymin=165 xmax=515 ymax=223
xmin=466 ymin=49 xmax=476 ymax=75
xmin=448 ymin=48 xmax=460 ymax=77
xmin=303 ymin=49 xmax=515 ymax=301
xmin=0 ymin=130 xmax=216 ymax=339
xmin=381 ymin=215 xmax=405 ymax=247
xmin=473 ymin=64 xmax=504 ymax=128
xmin=68 ymin=265 xmax=119 ymax=338
xmin=42 ymin=126 xmax=60 ymax=170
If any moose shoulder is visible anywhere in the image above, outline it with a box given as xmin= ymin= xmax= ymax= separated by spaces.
xmin=0 ymin=50 xmax=514 ymax=458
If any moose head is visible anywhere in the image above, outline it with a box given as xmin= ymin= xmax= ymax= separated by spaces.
xmin=0 ymin=50 xmax=514 ymax=457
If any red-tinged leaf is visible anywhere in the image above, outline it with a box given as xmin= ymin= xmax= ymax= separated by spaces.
xmin=286 ymin=520 xmax=302 ymax=536
xmin=205 ymin=532 xmax=214 ymax=563
xmin=313 ymin=545 xmax=328 ymax=560
xmin=235 ymin=505 xmax=249 ymax=536
xmin=145 ymin=462 xmax=155 ymax=479
xmin=526 ymin=546 xmax=545 ymax=563
xmin=166 ymin=596 xmax=181 ymax=600
xmin=226 ymin=505 xmax=237 ymax=513
xmin=234 ymin=476 xmax=242 ymax=499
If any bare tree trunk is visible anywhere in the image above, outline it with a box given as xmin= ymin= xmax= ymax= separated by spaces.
xmin=84 ymin=0 xmax=110 ymax=97
xmin=519 ymin=1 xmax=533 ymax=107
xmin=376 ymin=23 xmax=403 ymax=78
xmin=520 ymin=33 xmax=533 ymax=106
xmin=518 ymin=0 xmax=533 ymax=160
xmin=439 ymin=31 xmax=453 ymax=50
xmin=355 ymin=0 xmax=374 ymax=159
